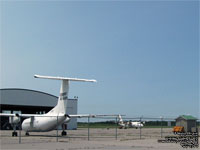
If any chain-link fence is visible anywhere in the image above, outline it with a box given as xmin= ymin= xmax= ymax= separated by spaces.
xmin=76 ymin=116 xmax=177 ymax=141
xmin=0 ymin=116 xmax=199 ymax=144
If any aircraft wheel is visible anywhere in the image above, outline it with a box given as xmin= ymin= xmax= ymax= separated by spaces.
xmin=61 ymin=131 xmax=67 ymax=136
xmin=25 ymin=132 xmax=29 ymax=136
xmin=12 ymin=132 xmax=18 ymax=137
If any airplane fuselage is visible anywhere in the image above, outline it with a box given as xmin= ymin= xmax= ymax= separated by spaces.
xmin=22 ymin=114 xmax=70 ymax=132
xmin=129 ymin=122 xmax=144 ymax=128
xmin=119 ymin=121 xmax=144 ymax=129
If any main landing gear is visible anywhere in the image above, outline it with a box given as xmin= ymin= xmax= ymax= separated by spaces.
xmin=61 ymin=124 xmax=67 ymax=136
xmin=12 ymin=125 xmax=18 ymax=137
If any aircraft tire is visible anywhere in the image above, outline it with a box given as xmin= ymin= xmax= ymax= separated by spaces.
xmin=12 ymin=132 xmax=18 ymax=137
xmin=61 ymin=131 xmax=67 ymax=136
xmin=25 ymin=132 xmax=29 ymax=136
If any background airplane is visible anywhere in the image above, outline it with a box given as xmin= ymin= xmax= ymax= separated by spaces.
xmin=118 ymin=114 xmax=145 ymax=129
xmin=0 ymin=75 xmax=100 ymax=136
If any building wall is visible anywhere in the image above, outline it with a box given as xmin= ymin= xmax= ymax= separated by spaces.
xmin=66 ymin=100 xmax=77 ymax=129
xmin=187 ymin=120 xmax=196 ymax=132
xmin=176 ymin=119 xmax=187 ymax=132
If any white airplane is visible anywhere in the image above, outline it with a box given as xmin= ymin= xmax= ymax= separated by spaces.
xmin=118 ymin=115 xmax=145 ymax=129
xmin=0 ymin=75 xmax=99 ymax=136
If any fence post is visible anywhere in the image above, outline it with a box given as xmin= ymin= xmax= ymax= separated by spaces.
xmin=88 ymin=116 xmax=90 ymax=141
xmin=115 ymin=117 xmax=118 ymax=140
xmin=19 ymin=116 xmax=21 ymax=144
xmin=161 ymin=116 xmax=163 ymax=138
xmin=56 ymin=115 xmax=58 ymax=142
xmin=140 ymin=116 xmax=142 ymax=139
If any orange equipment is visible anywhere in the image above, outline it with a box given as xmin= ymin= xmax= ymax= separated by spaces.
xmin=173 ymin=126 xmax=184 ymax=134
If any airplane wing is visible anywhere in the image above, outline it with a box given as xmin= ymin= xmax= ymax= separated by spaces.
xmin=0 ymin=113 xmax=119 ymax=118
xmin=0 ymin=113 xmax=45 ymax=118
xmin=0 ymin=113 xmax=66 ymax=118
xmin=69 ymin=114 xmax=96 ymax=118
xmin=0 ymin=113 xmax=16 ymax=117
xmin=68 ymin=114 xmax=120 ymax=118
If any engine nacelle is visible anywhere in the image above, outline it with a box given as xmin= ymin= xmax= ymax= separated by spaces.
xmin=63 ymin=117 xmax=71 ymax=123
xmin=9 ymin=116 xmax=20 ymax=124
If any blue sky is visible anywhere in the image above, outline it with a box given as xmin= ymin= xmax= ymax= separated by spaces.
xmin=0 ymin=1 xmax=199 ymax=118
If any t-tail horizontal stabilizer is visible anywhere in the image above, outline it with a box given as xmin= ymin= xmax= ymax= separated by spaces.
xmin=34 ymin=75 xmax=97 ymax=82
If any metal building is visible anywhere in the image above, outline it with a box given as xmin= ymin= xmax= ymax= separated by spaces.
xmin=0 ymin=88 xmax=77 ymax=130
xmin=175 ymin=115 xmax=197 ymax=132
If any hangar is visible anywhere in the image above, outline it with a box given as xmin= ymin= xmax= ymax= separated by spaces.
xmin=0 ymin=88 xmax=78 ymax=130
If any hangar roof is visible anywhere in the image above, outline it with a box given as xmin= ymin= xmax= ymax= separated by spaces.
xmin=0 ymin=88 xmax=77 ymax=107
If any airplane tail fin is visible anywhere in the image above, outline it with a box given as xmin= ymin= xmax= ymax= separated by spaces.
xmin=118 ymin=114 xmax=123 ymax=124
xmin=34 ymin=75 xmax=96 ymax=115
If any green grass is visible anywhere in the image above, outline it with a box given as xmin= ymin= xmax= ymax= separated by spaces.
xmin=143 ymin=126 xmax=174 ymax=128
xmin=78 ymin=122 xmax=117 ymax=128
xmin=78 ymin=122 xmax=174 ymax=129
